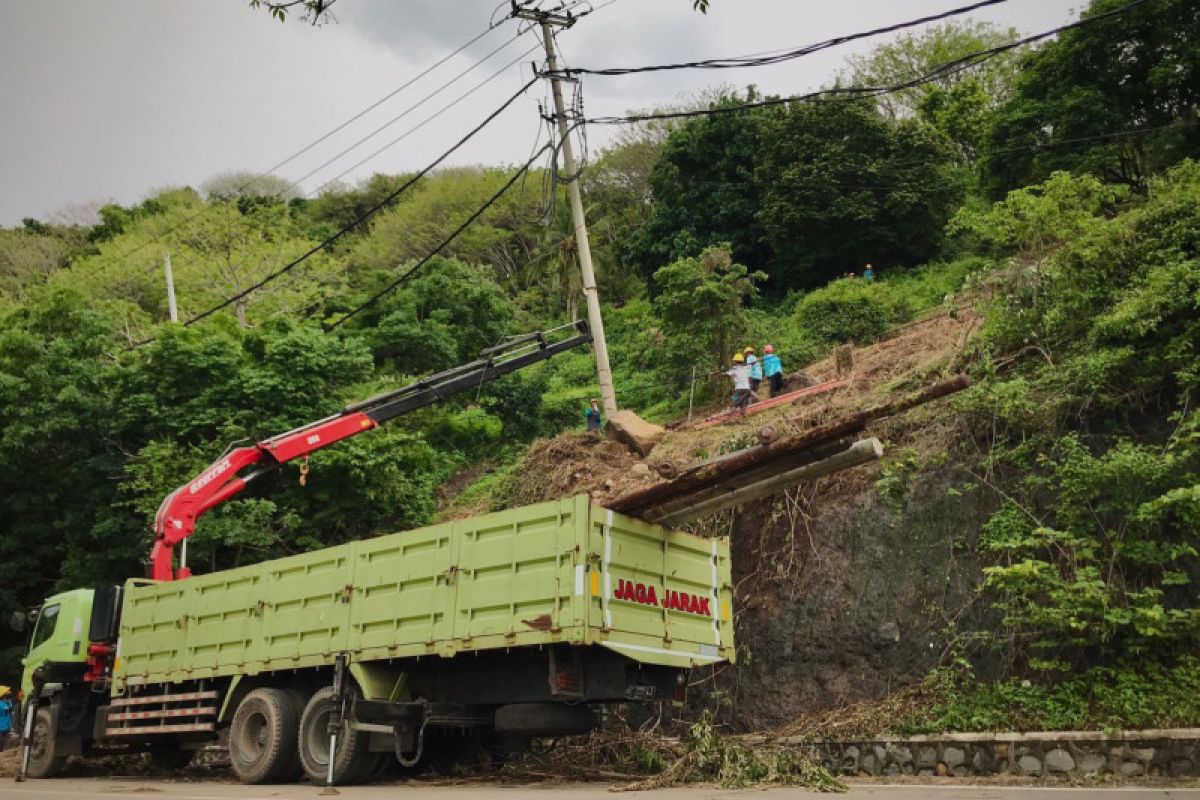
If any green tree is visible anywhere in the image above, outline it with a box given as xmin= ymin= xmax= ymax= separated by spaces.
xmin=958 ymin=161 xmax=1200 ymax=672
xmin=201 ymin=171 xmax=301 ymax=202
xmin=0 ymin=291 xmax=127 ymax=664
xmin=0 ymin=224 xmax=88 ymax=302
xmin=302 ymin=172 xmax=418 ymax=243
xmin=349 ymin=167 xmax=543 ymax=287
xmin=756 ymin=100 xmax=963 ymax=287
xmin=337 ymin=256 xmax=514 ymax=373
xmin=948 ymin=171 xmax=1126 ymax=307
xmin=652 ymin=245 xmax=764 ymax=372
xmin=981 ymin=0 xmax=1200 ymax=196
xmin=60 ymin=189 xmax=341 ymax=334
xmin=845 ymin=20 xmax=1022 ymax=123
xmin=621 ymin=91 xmax=778 ymax=281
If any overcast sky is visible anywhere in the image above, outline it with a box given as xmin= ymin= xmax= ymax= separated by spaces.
xmin=0 ymin=0 xmax=1080 ymax=226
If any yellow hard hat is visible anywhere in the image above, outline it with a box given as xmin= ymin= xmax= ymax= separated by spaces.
xmin=743 ymin=346 xmax=755 ymax=354
xmin=732 ymin=352 xmax=745 ymax=363
xmin=0 ymin=685 xmax=10 ymax=697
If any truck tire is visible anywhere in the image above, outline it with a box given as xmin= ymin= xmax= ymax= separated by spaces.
xmin=27 ymin=706 xmax=67 ymax=778
xmin=229 ymin=687 xmax=301 ymax=784
xmin=280 ymin=688 xmax=310 ymax=781
xmin=298 ymin=686 xmax=371 ymax=785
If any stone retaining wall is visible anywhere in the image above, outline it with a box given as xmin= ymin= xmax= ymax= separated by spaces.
xmin=765 ymin=729 xmax=1200 ymax=778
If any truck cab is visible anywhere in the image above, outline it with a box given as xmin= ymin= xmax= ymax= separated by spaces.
xmin=21 ymin=588 xmax=94 ymax=700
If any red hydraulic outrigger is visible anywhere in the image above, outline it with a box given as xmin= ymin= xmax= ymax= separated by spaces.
xmin=149 ymin=322 xmax=592 ymax=581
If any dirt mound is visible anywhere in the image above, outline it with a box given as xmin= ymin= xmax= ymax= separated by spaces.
xmin=500 ymin=432 xmax=657 ymax=507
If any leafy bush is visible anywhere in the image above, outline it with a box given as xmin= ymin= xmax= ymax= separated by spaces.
xmin=957 ymin=162 xmax=1200 ymax=674
xmin=793 ymin=277 xmax=905 ymax=345
xmin=901 ymin=658 xmax=1200 ymax=733
xmin=887 ymin=256 xmax=989 ymax=312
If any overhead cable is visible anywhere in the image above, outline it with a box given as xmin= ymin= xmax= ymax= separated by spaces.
xmin=129 ymin=76 xmax=538 ymax=346
xmin=552 ymin=0 xmax=1007 ymax=77
xmin=324 ymin=122 xmax=585 ymax=331
xmin=583 ymin=0 xmax=1153 ymax=125
xmin=311 ymin=42 xmax=542 ymax=194
xmin=324 ymin=138 xmax=558 ymax=331
xmin=264 ymin=23 xmax=509 ymax=178
xmin=78 ymin=19 xmax=516 ymax=282
xmin=290 ymin=29 xmax=533 ymax=190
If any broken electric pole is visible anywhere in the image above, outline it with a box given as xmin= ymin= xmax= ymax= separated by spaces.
xmin=512 ymin=1 xmax=619 ymax=420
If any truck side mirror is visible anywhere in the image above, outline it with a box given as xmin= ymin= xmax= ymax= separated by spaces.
xmin=9 ymin=611 xmax=27 ymax=632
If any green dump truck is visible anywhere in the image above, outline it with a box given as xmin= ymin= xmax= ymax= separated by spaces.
xmin=19 ymin=496 xmax=735 ymax=783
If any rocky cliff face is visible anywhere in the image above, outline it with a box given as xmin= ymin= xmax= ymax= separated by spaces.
xmin=716 ymin=458 xmax=1000 ymax=730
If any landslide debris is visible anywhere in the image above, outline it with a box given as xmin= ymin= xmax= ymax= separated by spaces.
xmin=455 ymin=307 xmax=976 ymax=511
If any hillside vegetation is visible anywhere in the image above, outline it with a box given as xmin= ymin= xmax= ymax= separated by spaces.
xmin=1 ymin=0 xmax=1197 ymax=731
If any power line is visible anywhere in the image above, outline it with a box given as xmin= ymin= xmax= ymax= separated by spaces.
xmin=129 ymin=77 xmax=539 ymax=346
xmin=554 ymin=0 xmax=1007 ymax=77
xmin=324 ymin=139 xmax=556 ymax=331
xmin=78 ymin=19 xmax=518 ymax=283
xmin=583 ymin=0 xmax=1153 ymax=125
xmin=289 ymin=29 xmax=533 ymax=191
xmin=263 ymin=23 xmax=507 ymax=178
xmin=984 ymin=118 xmax=1200 ymax=158
xmin=310 ymin=42 xmax=542 ymax=195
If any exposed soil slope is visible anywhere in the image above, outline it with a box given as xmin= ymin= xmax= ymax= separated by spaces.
xmin=441 ymin=309 xmax=989 ymax=729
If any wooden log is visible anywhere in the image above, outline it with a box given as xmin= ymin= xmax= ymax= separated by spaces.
xmin=653 ymin=438 xmax=883 ymax=525
xmin=606 ymin=374 xmax=968 ymax=516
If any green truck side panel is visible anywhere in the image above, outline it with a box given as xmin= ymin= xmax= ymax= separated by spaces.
xmin=115 ymin=497 xmax=734 ymax=690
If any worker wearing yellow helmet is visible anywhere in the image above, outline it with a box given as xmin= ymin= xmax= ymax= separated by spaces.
xmin=724 ymin=351 xmax=756 ymax=416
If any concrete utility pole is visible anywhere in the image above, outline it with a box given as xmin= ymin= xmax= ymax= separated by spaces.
xmin=513 ymin=3 xmax=619 ymax=419
xmin=163 ymin=248 xmax=183 ymax=571
xmin=163 ymin=249 xmax=179 ymax=323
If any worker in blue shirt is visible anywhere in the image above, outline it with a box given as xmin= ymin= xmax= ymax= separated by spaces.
xmin=585 ymin=399 xmax=603 ymax=434
xmin=762 ymin=344 xmax=784 ymax=397
xmin=0 ymin=685 xmax=13 ymax=749
xmin=744 ymin=346 xmax=762 ymax=393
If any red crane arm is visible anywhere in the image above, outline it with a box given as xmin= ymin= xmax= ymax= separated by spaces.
xmin=146 ymin=321 xmax=592 ymax=582
xmin=150 ymin=412 xmax=376 ymax=581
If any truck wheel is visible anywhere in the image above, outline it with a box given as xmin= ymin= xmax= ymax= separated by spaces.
xmin=298 ymin=686 xmax=371 ymax=785
xmin=27 ymin=707 xmax=67 ymax=778
xmin=280 ymin=688 xmax=310 ymax=781
xmin=229 ymin=687 xmax=301 ymax=784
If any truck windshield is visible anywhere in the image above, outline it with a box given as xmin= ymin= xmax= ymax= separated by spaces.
xmin=29 ymin=603 xmax=60 ymax=651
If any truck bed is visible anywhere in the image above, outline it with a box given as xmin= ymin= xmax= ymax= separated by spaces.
xmin=114 ymin=496 xmax=734 ymax=690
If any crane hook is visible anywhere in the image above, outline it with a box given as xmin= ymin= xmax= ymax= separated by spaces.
xmin=299 ymin=457 xmax=309 ymax=487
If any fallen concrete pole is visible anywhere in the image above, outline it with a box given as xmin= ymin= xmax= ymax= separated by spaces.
xmin=652 ymin=438 xmax=884 ymax=525
xmin=608 ymin=374 xmax=968 ymax=517
xmin=643 ymin=437 xmax=857 ymax=522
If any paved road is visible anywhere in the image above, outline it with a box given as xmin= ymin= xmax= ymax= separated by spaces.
xmin=5 ymin=779 xmax=1200 ymax=800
